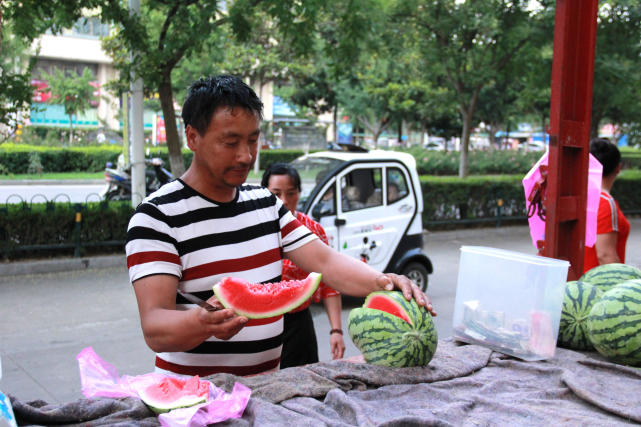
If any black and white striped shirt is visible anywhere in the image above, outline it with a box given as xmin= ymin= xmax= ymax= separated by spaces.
xmin=126 ymin=179 xmax=317 ymax=376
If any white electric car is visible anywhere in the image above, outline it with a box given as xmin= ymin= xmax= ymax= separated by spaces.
xmin=292 ymin=147 xmax=433 ymax=290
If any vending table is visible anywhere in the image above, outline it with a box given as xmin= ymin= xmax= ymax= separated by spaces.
xmin=10 ymin=339 xmax=640 ymax=426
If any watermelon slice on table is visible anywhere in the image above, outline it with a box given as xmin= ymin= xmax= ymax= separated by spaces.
xmin=213 ymin=272 xmax=322 ymax=318
xmin=138 ymin=375 xmax=209 ymax=414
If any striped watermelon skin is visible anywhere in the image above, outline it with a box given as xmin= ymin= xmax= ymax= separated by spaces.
xmin=557 ymin=281 xmax=602 ymax=350
xmin=586 ymin=279 xmax=641 ymax=366
xmin=348 ymin=291 xmax=437 ymax=367
xmin=580 ymin=263 xmax=641 ymax=293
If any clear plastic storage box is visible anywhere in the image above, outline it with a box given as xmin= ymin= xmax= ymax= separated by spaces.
xmin=452 ymin=246 xmax=570 ymax=361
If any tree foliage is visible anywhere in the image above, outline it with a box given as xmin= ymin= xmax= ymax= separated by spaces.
xmin=393 ymin=0 xmax=545 ymax=177
xmin=591 ymin=0 xmax=641 ymax=144
xmin=43 ymin=67 xmax=96 ymax=145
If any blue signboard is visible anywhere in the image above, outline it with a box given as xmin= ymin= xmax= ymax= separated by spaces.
xmin=273 ymin=96 xmax=296 ymax=117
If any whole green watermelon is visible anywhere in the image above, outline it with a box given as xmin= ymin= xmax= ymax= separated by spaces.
xmin=557 ymin=281 xmax=602 ymax=350
xmin=587 ymin=279 xmax=641 ymax=366
xmin=348 ymin=291 xmax=437 ymax=367
xmin=580 ymin=263 xmax=641 ymax=293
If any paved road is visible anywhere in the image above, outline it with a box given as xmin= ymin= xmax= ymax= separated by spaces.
xmin=1 ymin=220 xmax=640 ymax=405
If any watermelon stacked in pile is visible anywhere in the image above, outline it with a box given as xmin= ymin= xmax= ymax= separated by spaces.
xmin=348 ymin=291 xmax=437 ymax=367
xmin=557 ymin=263 xmax=641 ymax=367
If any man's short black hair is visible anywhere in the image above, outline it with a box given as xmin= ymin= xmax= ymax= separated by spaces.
xmin=590 ymin=138 xmax=621 ymax=177
xmin=181 ymin=75 xmax=264 ymax=135
xmin=261 ymin=162 xmax=302 ymax=192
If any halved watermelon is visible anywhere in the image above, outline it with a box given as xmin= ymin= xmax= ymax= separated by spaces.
xmin=364 ymin=291 xmax=413 ymax=326
xmin=348 ymin=291 xmax=437 ymax=367
xmin=213 ymin=272 xmax=322 ymax=318
xmin=138 ymin=375 xmax=209 ymax=414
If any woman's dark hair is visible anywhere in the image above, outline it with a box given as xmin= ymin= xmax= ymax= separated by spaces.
xmin=261 ymin=162 xmax=302 ymax=192
xmin=181 ymin=75 xmax=263 ymax=135
xmin=590 ymin=138 xmax=621 ymax=177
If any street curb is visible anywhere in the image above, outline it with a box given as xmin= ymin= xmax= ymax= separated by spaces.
xmin=0 ymin=254 xmax=126 ymax=276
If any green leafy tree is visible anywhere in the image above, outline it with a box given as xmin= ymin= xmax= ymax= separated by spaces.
xmin=103 ymin=0 xmax=339 ymax=177
xmin=394 ymin=0 xmax=543 ymax=177
xmin=284 ymin=0 xmax=388 ymax=143
xmin=0 ymin=7 xmax=36 ymax=140
xmin=591 ymin=0 xmax=641 ymax=143
xmin=43 ymin=67 xmax=96 ymax=145
xmin=1 ymin=0 xmax=118 ymax=139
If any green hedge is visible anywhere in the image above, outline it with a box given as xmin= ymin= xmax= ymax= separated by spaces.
xmin=402 ymin=147 xmax=641 ymax=175
xmin=0 ymin=201 xmax=133 ymax=260
xmin=421 ymin=169 xmax=641 ymax=228
xmin=1 ymin=172 xmax=640 ymax=259
xmin=421 ymin=175 xmax=527 ymax=228
xmin=3 ymin=143 xmax=639 ymax=176
xmin=0 ymin=144 xmax=309 ymax=174
xmin=0 ymin=144 xmax=122 ymax=174
xmin=402 ymin=148 xmax=544 ymax=175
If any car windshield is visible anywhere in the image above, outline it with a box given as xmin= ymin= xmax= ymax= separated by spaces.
xmin=290 ymin=156 xmax=345 ymax=208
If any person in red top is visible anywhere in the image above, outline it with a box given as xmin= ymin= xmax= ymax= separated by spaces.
xmin=262 ymin=162 xmax=346 ymax=367
xmin=584 ymin=138 xmax=630 ymax=273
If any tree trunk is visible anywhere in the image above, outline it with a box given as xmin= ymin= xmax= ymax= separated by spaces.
xmin=488 ymin=122 xmax=499 ymax=149
xmin=158 ymin=76 xmax=185 ymax=177
xmin=333 ymin=106 xmax=338 ymax=143
xmin=458 ymin=88 xmax=480 ymax=178
xmin=459 ymin=112 xmax=472 ymax=178
xmin=69 ymin=115 xmax=74 ymax=146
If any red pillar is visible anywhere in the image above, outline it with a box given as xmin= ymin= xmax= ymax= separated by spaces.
xmin=544 ymin=0 xmax=599 ymax=280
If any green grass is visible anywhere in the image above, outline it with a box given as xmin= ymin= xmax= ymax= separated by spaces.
xmin=0 ymin=171 xmax=105 ymax=181
xmin=0 ymin=169 xmax=266 ymax=181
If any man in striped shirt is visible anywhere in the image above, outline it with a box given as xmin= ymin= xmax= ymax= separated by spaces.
xmin=126 ymin=75 xmax=435 ymax=377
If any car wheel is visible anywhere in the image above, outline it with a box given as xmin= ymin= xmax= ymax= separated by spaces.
xmin=401 ymin=262 xmax=429 ymax=291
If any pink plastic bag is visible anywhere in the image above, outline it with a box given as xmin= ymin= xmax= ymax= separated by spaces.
xmin=76 ymin=347 xmax=250 ymax=425
xmin=522 ymin=152 xmax=602 ymax=249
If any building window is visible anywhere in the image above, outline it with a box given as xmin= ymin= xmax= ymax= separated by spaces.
xmin=72 ymin=17 xmax=110 ymax=38
xmin=33 ymin=59 xmax=98 ymax=79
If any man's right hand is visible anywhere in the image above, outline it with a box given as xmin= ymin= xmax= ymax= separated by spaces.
xmin=197 ymin=298 xmax=248 ymax=340
xmin=133 ymin=274 xmax=248 ymax=352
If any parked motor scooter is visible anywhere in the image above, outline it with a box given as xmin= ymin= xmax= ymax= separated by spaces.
xmin=100 ymin=154 xmax=173 ymax=201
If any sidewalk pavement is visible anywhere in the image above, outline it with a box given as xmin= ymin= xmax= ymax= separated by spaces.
xmin=0 ymin=254 xmax=125 ymax=276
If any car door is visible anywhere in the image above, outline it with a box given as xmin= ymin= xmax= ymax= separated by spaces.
xmin=311 ymin=162 xmax=416 ymax=272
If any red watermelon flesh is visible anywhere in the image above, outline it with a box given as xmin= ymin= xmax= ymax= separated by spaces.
xmin=139 ymin=375 xmax=209 ymax=414
xmin=364 ymin=292 xmax=413 ymax=325
xmin=213 ymin=272 xmax=322 ymax=318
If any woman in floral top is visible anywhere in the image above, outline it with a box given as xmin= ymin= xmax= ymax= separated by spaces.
xmin=262 ymin=163 xmax=346 ymax=368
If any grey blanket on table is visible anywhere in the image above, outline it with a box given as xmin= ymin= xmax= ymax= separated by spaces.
xmin=11 ymin=340 xmax=641 ymax=426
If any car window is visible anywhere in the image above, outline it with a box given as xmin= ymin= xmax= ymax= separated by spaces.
xmin=387 ymin=167 xmax=409 ymax=204
xmin=341 ymin=168 xmax=382 ymax=212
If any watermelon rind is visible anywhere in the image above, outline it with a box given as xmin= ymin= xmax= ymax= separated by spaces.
xmin=580 ymin=263 xmax=641 ymax=293
xmin=138 ymin=376 xmax=209 ymax=414
xmin=586 ymin=279 xmax=641 ymax=367
xmin=557 ymin=281 xmax=602 ymax=350
xmin=213 ymin=272 xmax=322 ymax=319
xmin=348 ymin=291 xmax=437 ymax=367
